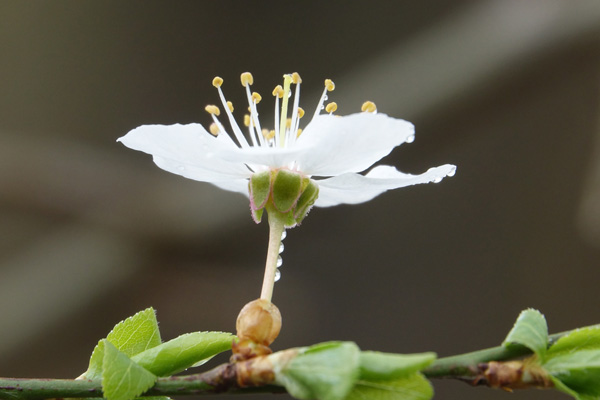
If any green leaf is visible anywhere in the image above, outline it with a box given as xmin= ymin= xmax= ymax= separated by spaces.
xmin=131 ymin=331 xmax=234 ymax=376
xmin=345 ymin=373 xmax=433 ymax=400
xmin=503 ymin=308 xmax=548 ymax=359
xmin=359 ymin=351 xmax=436 ymax=381
xmin=107 ymin=308 xmax=162 ymax=356
xmin=545 ymin=327 xmax=600 ymax=399
xmin=545 ymin=350 xmax=600 ymax=371
xmin=544 ymin=350 xmax=600 ymax=397
xmin=102 ymin=341 xmax=157 ymax=400
xmin=85 ymin=308 xmax=161 ymax=379
xmin=276 ymin=341 xmax=361 ymax=400
xmin=550 ymin=376 xmax=590 ymax=400
xmin=86 ymin=340 xmax=107 ymax=380
xmin=548 ymin=327 xmax=600 ymax=358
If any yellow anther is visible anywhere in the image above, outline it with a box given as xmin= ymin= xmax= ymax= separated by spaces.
xmin=296 ymin=128 xmax=303 ymax=138
xmin=286 ymin=118 xmax=292 ymax=129
xmin=325 ymin=102 xmax=338 ymax=113
xmin=251 ymin=92 xmax=262 ymax=104
xmin=297 ymin=107 xmax=305 ymax=118
xmin=291 ymin=72 xmax=302 ymax=84
xmin=205 ymin=105 xmax=220 ymax=116
xmin=262 ymin=129 xmax=274 ymax=140
xmin=361 ymin=101 xmax=377 ymax=113
xmin=209 ymin=123 xmax=220 ymax=136
xmin=227 ymin=101 xmax=234 ymax=112
xmin=212 ymin=76 xmax=223 ymax=88
xmin=272 ymin=85 xmax=284 ymax=98
xmin=241 ymin=72 xmax=254 ymax=87
xmin=244 ymin=114 xmax=251 ymax=127
xmin=265 ymin=130 xmax=275 ymax=140
xmin=325 ymin=79 xmax=335 ymax=91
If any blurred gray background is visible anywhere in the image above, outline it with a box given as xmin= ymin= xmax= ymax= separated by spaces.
xmin=1 ymin=1 xmax=600 ymax=399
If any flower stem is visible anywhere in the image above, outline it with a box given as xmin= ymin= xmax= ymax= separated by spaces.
xmin=259 ymin=211 xmax=286 ymax=302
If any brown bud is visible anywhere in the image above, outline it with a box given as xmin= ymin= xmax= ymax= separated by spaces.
xmin=236 ymin=299 xmax=281 ymax=346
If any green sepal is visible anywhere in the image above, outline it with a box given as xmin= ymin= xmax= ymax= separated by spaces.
xmin=102 ymin=340 xmax=157 ymax=400
xmin=272 ymin=169 xmax=303 ymax=213
xmin=294 ymin=179 xmax=319 ymax=225
xmin=249 ymin=171 xmax=272 ymax=211
xmin=131 ymin=331 xmax=235 ymax=376
xmin=359 ymin=351 xmax=436 ymax=381
xmin=251 ymin=208 xmax=264 ymax=223
xmin=276 ymin=341 xmax=361 ymax=400
xmin=503 ymin=308 xmax=548 ymax=360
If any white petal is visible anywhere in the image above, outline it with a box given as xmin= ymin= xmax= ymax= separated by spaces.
xmin=210 ymin=179 xmax=250 ymax=197
xmin=314 ymin=164 xmax=456 ymax=207
xmin=294 ymin=113 xmax=415 ymax=176
xmin=118 ymin=124 xmax=251 ymax=181
xmin=217 ymin=146 xmax=305 ymax=171
xmin=152 ymin=156 xmax=251 ymax=182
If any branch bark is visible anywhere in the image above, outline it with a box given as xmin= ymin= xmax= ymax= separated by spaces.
xmin=1 ymin=325 xmax=597 ymax=399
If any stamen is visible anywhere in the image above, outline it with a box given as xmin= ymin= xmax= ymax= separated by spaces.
xmin=241 ymin=74 xmax=265 ymax=147
xmin=325 ymin=102 xmax=337 ymax=114
xmin=213 ymin=78 xmax=249 ymax=148
xmin=212 ymin=76 xmax=224 ymax=88
xmin=205 ymin=105 xmax=220 ymax=116
xmin=208 ymin=113 xmax=228 ymax=140
xmin=252 ymin=92 xmax=262 ymax=104
xmin=296 ymin=128 xmax=303 ymax=138
xmin=297 ymin=107 xmax=305 ymax=118
xmin=244 ymin=114 xmax=251 ymax=127
xmin=263 ymin=129 xmax=275 ymax=140
xmin=288 ymin=72 xmax=302 ymax=146
xmin=227 ymin=101 xmax=234 ymax=112
xmin=325 ymin=79 xmax=335 ymax=91
xmin=272 ymin=85 xmax=284 ymax=98
xmin=286 ymin=118 xmax=292 ymax=128
xmin=361 ymin=101 xmax=377 ymax=113
xmin=241 ymin=72 xmax=254 ymax=87
xmin=311 ymin=78 xmax=335 ymax=121
xmin=209 ymin=122 xmax=220 ymax=136
xmin=278 ymin=74 xmax=292 ymax=147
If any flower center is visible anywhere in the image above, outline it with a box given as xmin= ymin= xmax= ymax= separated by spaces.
xmin=205 ymin=72 xmax=342 ymax=152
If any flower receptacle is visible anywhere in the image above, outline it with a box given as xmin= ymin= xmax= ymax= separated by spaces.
xmin=249 ymin=169 xmax=319 ymax=227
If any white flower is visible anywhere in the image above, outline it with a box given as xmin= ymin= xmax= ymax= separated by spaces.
xmin=118 ymin=72 xmax=455 ymax=210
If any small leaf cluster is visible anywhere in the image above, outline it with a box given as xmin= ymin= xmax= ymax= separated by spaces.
xmin=275 ymin=341 xmax=436 ymax=400
xmin=503 ymin=309 xmax=600 ymax=399
xmin=82 ymin=308 xmax=234 ymax=400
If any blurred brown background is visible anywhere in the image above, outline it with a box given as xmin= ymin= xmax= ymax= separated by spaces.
xmin=1 ymin=1 xmax=600 ymax=399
